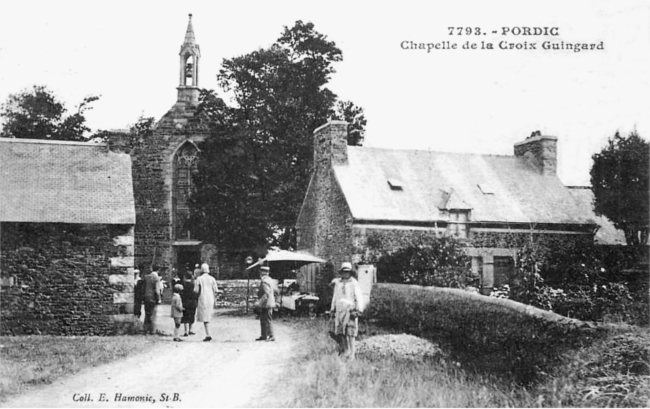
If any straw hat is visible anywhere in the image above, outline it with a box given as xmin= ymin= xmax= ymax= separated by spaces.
xmin=260 ymin=266 xmax=270 ymax=275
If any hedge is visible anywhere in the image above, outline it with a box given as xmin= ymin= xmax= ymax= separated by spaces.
xmin=367 ymin=283 xmax=603 ymax=382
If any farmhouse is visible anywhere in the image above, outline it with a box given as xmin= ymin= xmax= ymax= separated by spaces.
xmin=296 ymin=121 xmax=612 ymax=294
xmin=0 ymin=138 xmax=136 ymax=335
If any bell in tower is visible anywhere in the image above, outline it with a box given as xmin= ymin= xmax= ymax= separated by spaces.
xmin=177 ymin=14 xmax=201 ymax=106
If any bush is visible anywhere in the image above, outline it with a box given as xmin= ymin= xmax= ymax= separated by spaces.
xmin=507 ymin=239 xmax=648 ymax=325
xmin=374 ymin=236 xmax=477 ymax=288
xmin=531 ymin=328 xmax=650 ymax=407
xmin=368 ymin=283 xmax=600 ymax=383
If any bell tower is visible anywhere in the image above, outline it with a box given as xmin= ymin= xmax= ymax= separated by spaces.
xmin=177 ymin=13 xmax=201 ymax=106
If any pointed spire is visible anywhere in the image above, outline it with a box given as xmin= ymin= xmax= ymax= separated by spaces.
xmin=183 ymin=14 xmax=196 ymax=46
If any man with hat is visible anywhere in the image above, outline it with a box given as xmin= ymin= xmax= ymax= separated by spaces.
xmin=330 ymin=262 xmax=364 ymax=359
xmin=255 ymin=266 xmax=277 ymax=341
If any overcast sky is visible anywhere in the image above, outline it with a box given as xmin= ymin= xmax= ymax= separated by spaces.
xmin=0 ymin=0 xmax=648 ymax=186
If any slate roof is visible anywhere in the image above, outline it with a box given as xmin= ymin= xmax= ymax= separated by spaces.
xmin=333 ymin=146 xmax=596 ymax=226
xmin=567 ymin=187 xmax=626 ymax=245
xmin=0 ymin=138 xmax=135 ymax=224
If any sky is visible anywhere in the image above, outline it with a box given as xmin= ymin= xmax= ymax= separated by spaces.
xmin=0 ymin=0 xmax=648 ymax=186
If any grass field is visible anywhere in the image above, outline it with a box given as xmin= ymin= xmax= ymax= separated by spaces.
xmin=0 ymin=335 xmax=161 ymax=403
xmin=2 ymin=314 xmax=647 ymax=407
xmin=262 ymin=318 xmax=650 ymax=408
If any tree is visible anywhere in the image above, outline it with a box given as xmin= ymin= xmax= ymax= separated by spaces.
xmin=590 ymin=131 xmax=649 ymax=245
xmin=0 ymin=85 xmax=99 ymax=141
xmin=188 ymin=21 xmax=366 ymax=257
xmin=332 ymin=100 xmax=367 ymax=146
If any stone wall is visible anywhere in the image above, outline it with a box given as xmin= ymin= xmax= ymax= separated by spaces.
xmin=351 ymin=225 xmax=444 ymax=263
xmin=0 ymin=222 xmax=135 ymax=335
xmin=297 ymin=122 xmax=355 ymax=305
xmin=470 ymin=228 xmax=593 ymax=249
xmin=216 ymin=279 xmax=260 ymax=308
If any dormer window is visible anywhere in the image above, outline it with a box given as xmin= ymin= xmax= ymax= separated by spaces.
xmin=448 ymin=210 xmax=470 ymax=238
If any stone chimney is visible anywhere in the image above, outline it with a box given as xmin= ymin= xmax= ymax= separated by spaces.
xmin=514 ymin=131 xmax=558 ymax=176
xmin=313 ymin=120 xmax=349 ymax=168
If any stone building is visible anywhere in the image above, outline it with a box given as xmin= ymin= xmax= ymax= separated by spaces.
xmin=126 ymin=14 xmax=215 ymax=278
xmin=0 ymin=138 xmax=136 ymax=335
xmin=296 ymin=121 xmax=608 ymax=294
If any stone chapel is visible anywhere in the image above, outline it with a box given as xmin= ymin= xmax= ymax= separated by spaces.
xmin=126 ymin=15 xmax=215 ymax=278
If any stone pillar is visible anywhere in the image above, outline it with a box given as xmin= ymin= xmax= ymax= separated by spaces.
xmin=471 ymin=256 xmax=480 ymax=277
xmin=109 ymin=226 xmax=136 ymax=333
xmin=480 ymin=254 xmax=494 ymax=295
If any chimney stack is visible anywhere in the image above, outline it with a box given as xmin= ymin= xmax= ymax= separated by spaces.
xmin=514 ymin=132 xmax=558 ymax=176
xmin=313 ymin=120 xmax=349 ymax=168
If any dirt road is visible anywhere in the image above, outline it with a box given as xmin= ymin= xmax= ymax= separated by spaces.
xmin=2 ymin=309 xmax=303 ymax=408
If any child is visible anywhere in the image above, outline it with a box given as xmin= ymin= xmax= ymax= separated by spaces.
xmin=171 ymin=284 xmax=185 ymax=342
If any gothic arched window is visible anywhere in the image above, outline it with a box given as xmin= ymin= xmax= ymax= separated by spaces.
xmin=173 ymin=142 xmax=198 ymax=240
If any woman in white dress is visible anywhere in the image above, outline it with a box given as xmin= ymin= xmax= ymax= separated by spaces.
xmin=195 ymin=263 xmax=219 ymax=341
xmin=330 ymin=262 xmax=364 ymax=359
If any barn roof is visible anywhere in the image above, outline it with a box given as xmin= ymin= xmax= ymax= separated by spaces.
xmin=567 ymin=187 xmax=626 ymax=245
xmin=333 ymin=146 xmax=596 ymax=226
xmin=0 ymin=138 xmax=135 ymax=224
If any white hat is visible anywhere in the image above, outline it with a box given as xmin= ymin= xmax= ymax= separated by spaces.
xmin=201 ymin=263 xmax=210 ymax=273
xmin=340 ymin=262 xmax=352 ymax=272
xmin=260 ymin=266 xmax=270 ymax=274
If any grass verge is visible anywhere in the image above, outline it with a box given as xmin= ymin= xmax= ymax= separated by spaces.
xmin=262 ymin=318 xmax=649 ymax=407
xmin=0 ymin=335 xmax=161 ymax=403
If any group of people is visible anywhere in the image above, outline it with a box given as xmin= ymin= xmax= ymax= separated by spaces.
xmin=133 ymin=260 xmax=365 ymax=360
xmin=252 ymin=261 xmax=365 ymax=359
xmin=134 ymin=263 xmax=219 ymax=342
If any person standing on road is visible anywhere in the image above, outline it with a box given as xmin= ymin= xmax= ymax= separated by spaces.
xmin=181 ymin=271 xmax=198 ymax=337
xmin=133 ymin=269 xmax=144 ymax=321
xmin=330 ymin=262 xmax=364 ymax=359
xmin=255 ymin=266 xmax=276 ymax=342
xmin=143 ymin=266 xmax=162 ymax=335
xmin=171 ymin=284 xmax=185 ymax=342
xmin=195 ymin=263 xmax=219 ymax=342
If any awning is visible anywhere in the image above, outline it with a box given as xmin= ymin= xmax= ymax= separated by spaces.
xmin=246 ymin=249 xmax=327 ymax=270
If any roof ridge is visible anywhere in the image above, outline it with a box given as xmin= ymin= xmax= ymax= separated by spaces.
xmin=351 ymin=145 xmax=515 ymax=158
xmin=0 ymin=137 xmax=105 ymax=147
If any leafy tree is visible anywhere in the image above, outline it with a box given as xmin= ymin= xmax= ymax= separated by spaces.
xmin=590 ymin=131 xmax=649 ymax=245
xmin=332 ymin=100 xmax=367 ymax=146
xmin=188 ymin=21 xmax=366 ymax=257
xmin=0 ymin=85 xmax=99 ymax=141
